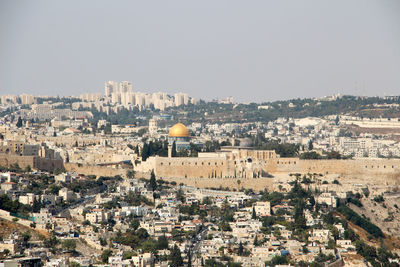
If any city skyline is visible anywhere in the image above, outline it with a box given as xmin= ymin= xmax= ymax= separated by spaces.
xmin=1 ymin=0 xmax=400 ymax=102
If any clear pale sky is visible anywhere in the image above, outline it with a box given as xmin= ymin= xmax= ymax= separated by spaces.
xmin=0 ymin=0 xmax=399 ymax=102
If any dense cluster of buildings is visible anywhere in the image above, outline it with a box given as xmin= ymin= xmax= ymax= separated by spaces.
xmin=0 ymin=165 xmax=375 ymax=266
xmin=261 ymin=116 xmax=400 ymax=159
xmin=0 ymin=81 xmax=196 ymax=120
xmin=101 ymin=81 xmax=194 ymax=111
xmin=1 ymin=93 xmax=400 ymax=266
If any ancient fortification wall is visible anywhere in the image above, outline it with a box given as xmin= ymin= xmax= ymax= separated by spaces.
xmin=64 ymin=163 xmax=127 ymax=178
xmin=139 ymin=156 xmax=400 ymax=179
xmin=34 ymin=157 xmax=64 ymax=171
xmin=0 ymin=154 xmax=34 ymax=169
xmin=0 ymin=154 xmax=63 ymax=172
xmin=152 ymin=157 xmax=228 ymax=178
xmin=65 ymin=156 xmax=400 ymax=190
xmin=273 ymin=158 xmax=400 ymax=175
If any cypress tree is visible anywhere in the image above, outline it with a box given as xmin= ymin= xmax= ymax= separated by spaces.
xmin=142 ymin=143 xmax=149 ymax=161
xmin=238 ymin=242 xmax=244 ymax=256
xmin=187 ymin=249 xmax=192 ymax=267
xmin=252 ymin=206 xmax=257 ymax=219
xmin=308 ymin=140 xmax=313 ymax=150
xmin=253 ymin=235 xmax=258 ymax=246
xmin=150 ymin=170 xmax=157 ymax=191
xmin=169 ymin=245 xmax=183 ymax=267
xmin=16 ymin=116 xmax=23 ymax=128
xmin=171 ymin=141 xmax=177 ymax=157
xmin=134 ymin=145 xmax=139 ymax=154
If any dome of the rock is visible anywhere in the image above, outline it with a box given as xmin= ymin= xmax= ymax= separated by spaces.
xmin=168 ymin=123 xmax=190 ymax=137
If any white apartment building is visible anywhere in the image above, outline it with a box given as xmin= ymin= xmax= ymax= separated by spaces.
xmin=105 ymin=81 xmax=118 ymax=97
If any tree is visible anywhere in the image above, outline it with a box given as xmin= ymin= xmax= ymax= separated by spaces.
xmin=309 ymin=195 xmax=315 ymax=207
xmin=142 ymin=143 xmax=150 ymax=161
xmin=344 ymin=228 xmax=358 ymax=241
xmin=62 ymin=239 xmax=77 ymax=251
xmin=24 ymin=165 xmax=32 ymax=173
xmin=157 ymin=235 xmax=169 ymax=250
xmin=329 ymin=226 xmax=339 ymax=241
xmin=136 ymin=228 xmax=150 ymax=240
xmin=238 ymin=242 xmax=244 ymax=256
xmin=101 ymin=249 xmax=113 ymax=263
xmin=130 ymin=219 xmax=140 ymax=231
xmin=32 ymin=198 xmax=41 ymax=212
xmin=150 ymin=170 xmax=157 ymax=191
xmin=126 ymin=170 xmax=135 ymax=179
xmin=99 ymin=237 xmax=107 ymax=246
xmin=335 ymin=115 xmax=340 ymax=125
xmin=299 ymin=151 xmax=321 ymax=159
xmin=46 ymin=222 xmax=52 ymax=230
xmin=252 ymin=206 xmax=257 ymax=219
xmin=44 ymin=234 xmax=59 ymax=250
xmin=253 ymin=235 xmax=258 ymax=246
xmin=294 ymin=201 xmax=307 ymax=230
xmin=265 ymin=255 xmax=288 ymax=266
xmin=308 ymin=140 xmax=313 ymax=150
xmin=176 ymin=188 xmax=185 ymax=203
xmin=187 ymin=249 xmax=192 ymax=267
xmin=16 ymin=116 xmax=23 ymax=128
xmin=169 ymin=245 xmax=183 ymax=267
xmin=171 ymin=141 xmax=177 ymax=157
xmin=21 ymin=231 xmax=31 ymax=244
xmin=327 ymin=151 xmax=342 ymax=159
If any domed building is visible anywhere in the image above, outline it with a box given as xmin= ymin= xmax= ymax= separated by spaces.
xmin=168 ymin=122 xmax=190 ymax=139
xmin=168 ymin=122 xmax=191 ymax=153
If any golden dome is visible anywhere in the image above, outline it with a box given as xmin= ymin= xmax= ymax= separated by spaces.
xmin=168 ymin=122 xmax=190 ymax=137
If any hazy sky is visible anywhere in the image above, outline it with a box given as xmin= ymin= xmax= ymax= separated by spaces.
xmin=1 ymin=0 xmax=399 ymax=102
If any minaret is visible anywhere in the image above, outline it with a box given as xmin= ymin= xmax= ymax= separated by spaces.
xmin=168 ymin=144 xmax=172 ymax=158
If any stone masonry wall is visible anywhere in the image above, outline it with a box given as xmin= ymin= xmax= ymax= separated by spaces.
xmin=64 ymin=163 xmax=126 ymax=178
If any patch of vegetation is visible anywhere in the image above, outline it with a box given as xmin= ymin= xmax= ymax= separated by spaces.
xmin=337 ymin=205 xmax=383 ymax=238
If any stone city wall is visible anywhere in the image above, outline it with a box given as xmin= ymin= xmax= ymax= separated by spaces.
xmin=64 ymin=163 xmax=127 ymax=178
xmin=0 ymin=154 xmax=35 ymax=169
xmin=0 ymin=154 xmax=62 ymax=172
xmin=33 ymin=157 xmax=64 ymax=172
xmin=67 ymin=156 xmax=400 ymax=189
xmin=137 ymin=156 xmax=400 ymax=179
xmin=137 ymin=156 xmax=229 ymax=179
xmin=272 ymin=158 xmax=400 ymax=175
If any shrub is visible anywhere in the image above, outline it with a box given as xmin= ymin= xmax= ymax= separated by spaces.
xmin=373 ymin=195 xmax=384 ymax=203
